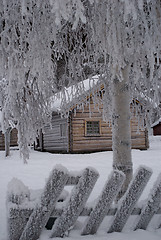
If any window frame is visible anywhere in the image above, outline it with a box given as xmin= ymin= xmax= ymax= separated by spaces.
xmin=85 ymin=120 xmax=101 ymax=136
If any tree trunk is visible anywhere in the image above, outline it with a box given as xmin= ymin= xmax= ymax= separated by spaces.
xmin=112 ymin=66 xmax=133 ymax=200
xmin=5 ymin=127 xmax=12 ymax=157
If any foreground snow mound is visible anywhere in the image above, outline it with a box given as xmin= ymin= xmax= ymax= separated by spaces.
xmin=7 ymin=178 xmax=30 ymax=205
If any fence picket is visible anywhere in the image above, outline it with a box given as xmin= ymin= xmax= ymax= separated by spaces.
xmin=8 ymin=208 xmax=32 ymax=240
xmin=81 ymin=170 xmax=125 ymax=235
xmin=50 ymin=167 xmax=99 ymax=238
xmin=7 ymin=165 xmax=161 ymax=240
xmin=19 ymin=166 xmax=69 ymax=240
xmin=108 ymin=166 xmax=152 ymax=233
xmin=134 ymin=173 xmax=161 ymax=230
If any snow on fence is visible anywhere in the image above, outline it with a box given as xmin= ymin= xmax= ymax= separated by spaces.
xmin=7 ymin=165 xmax=161 ymax=240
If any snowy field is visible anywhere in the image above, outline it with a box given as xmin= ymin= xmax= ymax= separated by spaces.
xmin=0 ymin=136 xmax=161 ymax=240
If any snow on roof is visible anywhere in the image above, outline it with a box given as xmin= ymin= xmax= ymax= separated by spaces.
xmin=51 ymin=75 xmax=101 ymax=112
xmin=151 ymin=118 xmax=161 ymax=128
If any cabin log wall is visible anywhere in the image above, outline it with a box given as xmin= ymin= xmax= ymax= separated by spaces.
xmin=70 ymin=103 xmax=148 ymax=153
xmin=0 ymin=128 xmax=18 ymax=150
xmin=153 ymin=123 xmax=161 ymax=136
xmin=42 ymin=112 xmax=69 ymax=153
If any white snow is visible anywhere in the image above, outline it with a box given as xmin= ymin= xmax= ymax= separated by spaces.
xmin=151 ymin=118 xmax=161 ymax=128
xmin=51 ymin=75 xmax=100 ymax=112
xmin=0 ymin=136 xmax=161 ymax=240
xmin=7 ymin=178 xmax=30 ymax=197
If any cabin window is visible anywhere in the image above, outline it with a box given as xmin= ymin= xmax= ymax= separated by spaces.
xmin=86 ymin=121 xmax=100 ymax=136
xmin=60 ymin=124 xmax=67 ymax=137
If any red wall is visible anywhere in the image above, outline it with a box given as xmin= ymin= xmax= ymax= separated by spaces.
xmin=153 ymin=123 xmax=161 ymax=136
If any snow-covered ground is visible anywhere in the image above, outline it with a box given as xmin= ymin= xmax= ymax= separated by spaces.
xmin=0 ymin=136 xmax=161 ymax=240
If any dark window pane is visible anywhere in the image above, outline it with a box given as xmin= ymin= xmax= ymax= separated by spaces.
xmin=86 ymin=121 xmax=100 ymax=135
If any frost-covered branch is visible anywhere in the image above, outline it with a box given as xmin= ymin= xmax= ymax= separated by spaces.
xmin=0 ymin=0 xmax=161 ymax=161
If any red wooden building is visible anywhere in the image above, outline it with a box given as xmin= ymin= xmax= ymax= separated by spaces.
xmin=151 ymin=118 xmax=161 ymax=136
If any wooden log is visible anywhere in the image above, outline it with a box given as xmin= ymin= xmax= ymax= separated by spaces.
xmin=8 ymin=205 xmax=161 ymax=219
xmin=50 ymin=167 xmax=99 ymax=238
xmin=8 ymin=213 xmax=26 ymax=240
xmin=81 ymin=170 xmax=125 ymax=235
xmin=134 ymin=173 xmax=161 ymax=230
xmin=108 ymin=166 xmax=152 ymax=233
xmin=66 ymin=174 xmax=81 ymax=185
xmin=19 ymin=166 xmax=69 ymax=240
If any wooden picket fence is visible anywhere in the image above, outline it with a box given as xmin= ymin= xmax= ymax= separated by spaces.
xmin=7 ymin=165 xmax=161 ymax=240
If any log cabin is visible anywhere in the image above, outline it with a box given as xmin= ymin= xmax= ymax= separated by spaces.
xmin=151 ymin=118 xmax=161 ymax=136
xmin=0 ymin=128 xmax=18 ymax=151
xmin=35 ymin=83 xmax=149 ymax=153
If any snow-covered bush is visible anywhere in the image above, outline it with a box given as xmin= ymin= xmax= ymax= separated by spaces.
xmin=7 ymin=178 xmax=30 ymax=205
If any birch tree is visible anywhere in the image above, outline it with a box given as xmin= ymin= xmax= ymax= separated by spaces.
xmin=0 ymin=77 xmax=12 ymax=157
xmin=0 ymin=0 xmax=161 ymax=194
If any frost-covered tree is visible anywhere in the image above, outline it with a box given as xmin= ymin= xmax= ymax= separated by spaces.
xmin=0 ymin=1 xmax=161 ymax=195
xmin=0 ymin=77 xmax=12 ymax=157
xmin=0 ymin=0 xmax=57 ymax=162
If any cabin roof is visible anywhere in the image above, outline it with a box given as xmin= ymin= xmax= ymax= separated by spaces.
xmin=51 ymin=75 xmax=143 ymax=116
xmin=51 ymin=75 xmax=102 ymax=112
xmin=151 ymin=118 xmax=161 ymax=128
